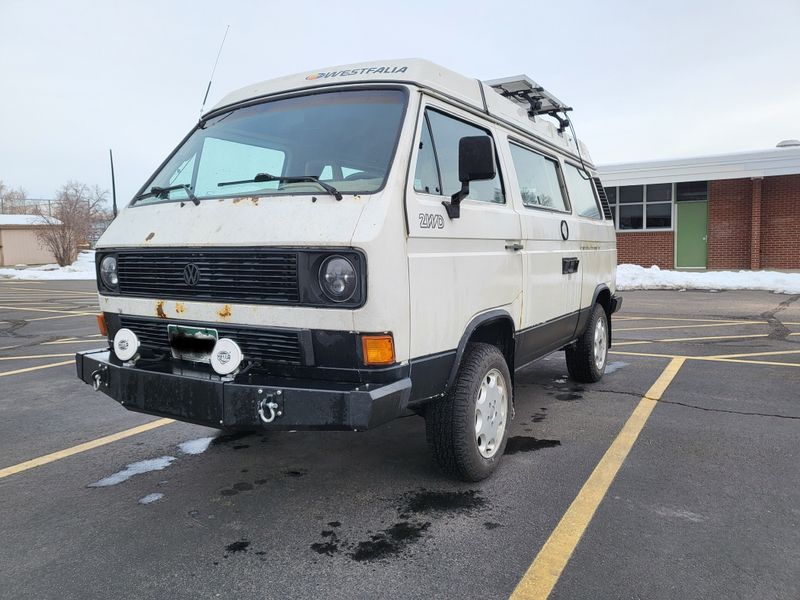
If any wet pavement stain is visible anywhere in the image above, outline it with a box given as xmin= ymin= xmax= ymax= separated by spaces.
xmin=404 ymin=489 xmax=486 ymax=515
xmin=232 ymin=482 xmax=253 ymax=491
xmin=311 ymin=539 xmax=340 ymax=556
xmin=232 ymin=444 xmax=250 ymax=450
xmin=224 ymin=540 xmax=250 ymax=555
xmin=505 ymin=436 xmax=561 ymax=455
xmin=484 ymin=522 xmax=502 ymax=530
xmin=284 ymin=469 xmax=308 ymax=478
xmin=220 ymin=489 xmax=238 ymax=497
xmin=211 ymin=431 xmax=252 ymax=445
xmin=254 ymin=479 xmax=268 ymax=485
xmin=531 ymin=410 xmax=547 ymax=422
xmin=556 ymin=393 xmax=583 ymax=401
xmin=327 ymin=521 xmax=341 ymax=528
xmin=349 ymin=521 xmax=431 ymax=562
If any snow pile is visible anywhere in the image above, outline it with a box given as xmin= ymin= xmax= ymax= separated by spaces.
xmin=178 ymin=437 xmax=215 ymax=455
xmin=0 ymin=250 xmax=96 ymax=280
xmin=88 ymin=456 xmax=176 ymax=487
xmin=617 ymin=264 xmax=800 ymax=295
xmin=138 ymin=492 xmax=165 ymax=505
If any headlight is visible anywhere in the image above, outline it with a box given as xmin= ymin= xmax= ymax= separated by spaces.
xmin=99 ymin=255 xmax=119 ymax=290
xmin=319 ymin=255 xmax=357 ymax=302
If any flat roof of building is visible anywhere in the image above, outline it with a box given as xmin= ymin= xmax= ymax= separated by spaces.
xmin=0 ymin=215 xmax=60 ymax=226
xmin=598 ymin=145 xmax=800 ymax=186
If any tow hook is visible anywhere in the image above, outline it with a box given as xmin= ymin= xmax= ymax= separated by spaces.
xmin=91 ymin=365 xmax=108 ymax=391
xmin=257 ymin=389 xmax=283 ymax=424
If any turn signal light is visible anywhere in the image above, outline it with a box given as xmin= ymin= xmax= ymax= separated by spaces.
xmin=361 ymin=334 xmax=395 ymax=366
xmin=96 ymin=313 xmax=108 ymax=337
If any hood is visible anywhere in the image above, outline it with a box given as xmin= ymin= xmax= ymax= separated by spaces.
xmin=97 ymin=194 xmax=370 ymax=249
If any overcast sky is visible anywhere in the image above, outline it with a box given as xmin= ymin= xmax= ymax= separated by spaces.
xmin=1 ymin=0 xmax=798 ymax=202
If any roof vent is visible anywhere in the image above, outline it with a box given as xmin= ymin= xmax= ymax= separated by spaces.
xmin=776 ymin=139 xmax=800 ymax=148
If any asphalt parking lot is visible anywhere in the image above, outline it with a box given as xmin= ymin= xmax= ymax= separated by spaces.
xmin=1 ymin=281 xmax=798 ymax=599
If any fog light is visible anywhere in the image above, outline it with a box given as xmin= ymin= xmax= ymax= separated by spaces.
xmin=210 ymin=338 xmax=243 ymax=375
xmin=361 ymin=334 xmax=395 ymax=366
xmin=113 ymin=328 xmax=140 ymax=361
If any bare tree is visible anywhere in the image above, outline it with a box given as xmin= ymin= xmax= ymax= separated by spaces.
xmin=34 ymin=181 xmax=111 ymax=266
xmin=0 ymin=180 xmax=30 ymax=214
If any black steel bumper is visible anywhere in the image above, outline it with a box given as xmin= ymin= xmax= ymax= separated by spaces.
xmin=76 ymin=349 xmax=411 ymax=431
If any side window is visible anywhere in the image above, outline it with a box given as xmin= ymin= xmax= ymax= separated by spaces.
xmin=563 ymin=164 xmax=602 ymax=219
xmin=414 ymin=109 xmax=504 ymax=203
xmin=509 ymin=143 xmax=568 ymax=211
xmin=413 ymin=117 xmax=441 ymax=194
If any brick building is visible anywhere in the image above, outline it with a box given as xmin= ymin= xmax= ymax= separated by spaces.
xmin=597 ymin=142 xmax=800 ymax=270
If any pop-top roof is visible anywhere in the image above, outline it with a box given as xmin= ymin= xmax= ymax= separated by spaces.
xmin=209 ymin=58 xmax=591 ymax=164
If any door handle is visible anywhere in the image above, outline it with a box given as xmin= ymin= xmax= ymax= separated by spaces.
xmin=505 ymin=241 xmax=524 ymax=251
xmin=562 ymin=257 xmax=580 ymax=274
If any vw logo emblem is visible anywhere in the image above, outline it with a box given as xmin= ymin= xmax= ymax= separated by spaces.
xmin=183 ymin=263 xmax=201 ymax=286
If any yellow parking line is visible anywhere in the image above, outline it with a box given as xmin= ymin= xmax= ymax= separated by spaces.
xmin=27 ymin=313 xmax=96 ymax=322
xmin=611 ymin=350 xmax=800 ymax=368
xmin=0 ymin=418 xmax=174 ymax=480
xmin=509 ymin=357 xmax=685 ymax=600
xmin=0 ymin=360 xmax=74 ymax=378
xmin=41 ymin=339 xmax=102 ymax=345
xmin=703 ymin=349 xmax=800 ymax=360
xmin=616 ymin=321 xmax=762 ymax=332
xmin=0 ymin=305 xmax=88 ymax=316
xmin=0 ymin=353 xmax=74 ymax=361
xmin=0 ymin=286 xmax=96 ymax=296
xmin=613 ymin=315 xmax=754 ymax=324
xmin=610 ymin=341 xmax=652 ymax=347
xmin=660 ymin=333 xmax=769 ymax=343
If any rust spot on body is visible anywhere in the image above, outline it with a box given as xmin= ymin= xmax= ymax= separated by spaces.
xmin=145 ymin=232 xmax=155 ymax=242
xmin=156 ymin=301 xmax=167 ymax=319
xmin=175 ymin=302 xmax=186 ymax=314
xmin=250 ymin=197 xmax=259 ymax=206
xmin=218 ymin=304 xmax=232 ymax=319
xmin=233 ymin=198 xmax=244 ymax=204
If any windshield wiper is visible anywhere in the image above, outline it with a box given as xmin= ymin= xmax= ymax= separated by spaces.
xmin=217 ymin=172 xmax=343 ymax=201
xmin=133 ymin=184 xmax=200 ymax=206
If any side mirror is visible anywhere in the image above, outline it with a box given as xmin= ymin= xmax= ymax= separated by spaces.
xmin=442 ymin=136 xmax=496 ymax=219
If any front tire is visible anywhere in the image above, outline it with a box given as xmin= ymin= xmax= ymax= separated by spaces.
xmin=565 ymin=303 xmax=608 ymax=383
xmin=425 ymin=343 xmax=511 ymax=481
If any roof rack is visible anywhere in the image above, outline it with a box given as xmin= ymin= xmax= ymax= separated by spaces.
xmin=484 ymin=75 xmax=572 ymax=132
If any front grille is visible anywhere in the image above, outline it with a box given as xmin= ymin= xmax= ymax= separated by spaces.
xmin=119 ymin=315 xmax=307 ymax=366
xmin=116 ymin=249 xmax=299 ymax=305
xmin=592 ymin=177 xmax=614 ymax=221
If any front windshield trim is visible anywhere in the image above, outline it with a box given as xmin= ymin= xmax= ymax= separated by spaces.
xmin=129 ymin=85 xmax=410 ymax=208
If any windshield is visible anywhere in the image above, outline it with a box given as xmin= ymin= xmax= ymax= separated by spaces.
xmin=134 ymin=89 xmax=407 ymax=205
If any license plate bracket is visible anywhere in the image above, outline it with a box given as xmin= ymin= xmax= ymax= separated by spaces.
xmin=167 ymin=325 xmax=219 ymax=363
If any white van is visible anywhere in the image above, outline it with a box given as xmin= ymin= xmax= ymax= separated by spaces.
xmin=77 ymin=59 xmax=621 ymax=481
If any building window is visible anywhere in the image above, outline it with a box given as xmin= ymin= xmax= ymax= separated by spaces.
xmin=676 ymin=181 xmax=708 ymax=202
xmin=603 ymin=183 xmax=674 ymax=231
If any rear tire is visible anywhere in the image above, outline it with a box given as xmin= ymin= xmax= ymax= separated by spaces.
xmin=565 ymin=303 xmax=608 ymax=383
xmin=425 ymin=343 xmax=511 ymax=481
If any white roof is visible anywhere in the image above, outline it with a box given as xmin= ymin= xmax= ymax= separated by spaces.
xmin=0 ymin=214 xmax=59 ymax=226
xmin=209 ymin=58 xmax=592 ymax=164
xmin=597 ymin=145 xmax=800 ymax=186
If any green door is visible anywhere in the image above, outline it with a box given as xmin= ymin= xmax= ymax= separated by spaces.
xmin=676 ymin=201 xmax=708 ymax=268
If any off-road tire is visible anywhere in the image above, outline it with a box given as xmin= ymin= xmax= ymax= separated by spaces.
xmin=565 ymin=303 xmax=608 ymax=383
xmin=425 ymin=343 xmax=511 ymax=481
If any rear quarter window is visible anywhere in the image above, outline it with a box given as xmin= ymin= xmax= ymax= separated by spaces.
xmin=564 ymin=164 xmax=602 ymax=219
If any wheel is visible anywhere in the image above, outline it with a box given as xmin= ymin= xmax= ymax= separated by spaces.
xmin=565 ymin=303 xmax=608 ymax=383
xmin=425 ymin=343 xmax=511 ymax=481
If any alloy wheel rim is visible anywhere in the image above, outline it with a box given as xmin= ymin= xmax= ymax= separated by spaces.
xmin=594 ymin=316 xmax=608 ymax=371
xmin=475 ymin=368 xmax=508 ymax=459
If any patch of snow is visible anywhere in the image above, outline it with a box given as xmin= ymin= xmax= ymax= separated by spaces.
xmin=654 ymin=506 xmax=707 ymax=523
xmin=88 ymin=456 xmax=176 ymax=487
xmin=138 ymin=492 xmax=164 ymax=505
xmin=0 ymin=250 xmax=96 ymax=280
xmin=179 ymin=437 xmax=214 ymax=455
xmin=617 ymin=264 xmax=800 ymax=295
xmin=554 ymin=378 xmax=567 ymax=384
xmin=605 ymin=361 xmax=629 ymax=374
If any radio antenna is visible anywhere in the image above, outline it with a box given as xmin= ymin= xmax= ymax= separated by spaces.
xmin=109 ymin=148 xmax=118 ymax=217
xmin=200 ymin=24 xmax=230 ymax=117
